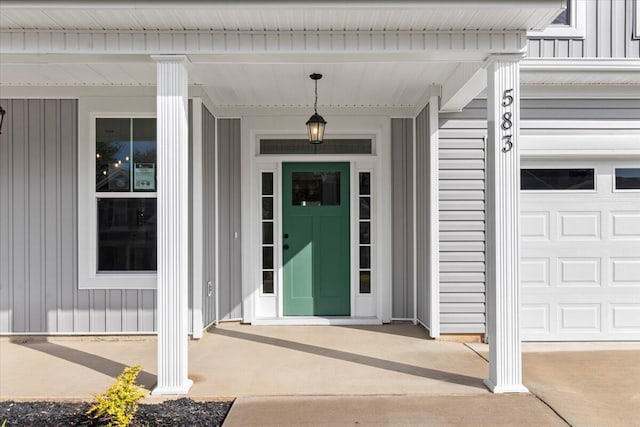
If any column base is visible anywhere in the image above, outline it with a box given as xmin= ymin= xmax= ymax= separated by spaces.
xmin=151 ymin=379 xmax=194 ymax=396
xmin=483 ymin=378 xmax=529 ymax=394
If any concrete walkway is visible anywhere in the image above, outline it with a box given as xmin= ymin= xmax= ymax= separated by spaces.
xmin=2 ymin=323 xmax=639 ymax=425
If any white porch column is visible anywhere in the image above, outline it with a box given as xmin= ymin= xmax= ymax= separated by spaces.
xmin=151 ymin=55 xmax=193 ymax=395
xmin=484 ymin=55 xmax=528 ymax=394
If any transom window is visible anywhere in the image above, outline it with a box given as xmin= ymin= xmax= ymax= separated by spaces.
xmin=521 ymin=168 xmax=595 ymax=191
xmin=95 ymin=118 xmax=157 ymax=272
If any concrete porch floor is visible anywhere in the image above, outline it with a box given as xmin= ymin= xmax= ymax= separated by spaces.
xmin=1 ymin=322 xmax=489 ymax=399
xmin=2 ymin=322 xmax=639 ymax=426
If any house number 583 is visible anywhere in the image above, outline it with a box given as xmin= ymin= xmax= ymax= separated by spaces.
xmin=501 ymin=88 xmax=514 ymax=153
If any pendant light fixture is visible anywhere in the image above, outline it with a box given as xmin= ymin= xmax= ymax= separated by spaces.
xmin=306 ymin=73 xmax=327 ymax=144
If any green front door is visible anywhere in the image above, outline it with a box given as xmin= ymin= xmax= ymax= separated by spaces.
xmin=282 ymin=162 xmax=350 ymax=316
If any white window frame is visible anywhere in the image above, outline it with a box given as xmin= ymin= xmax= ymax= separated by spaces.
xmin=613 ymin=166 xmax=640 ymax=193
xmin=79 ymin=110 xmax=157 ymax=290
xmin=520 ymin=165 xmax=598 ymax=194
xmin=528 ymin=0 xmax=587 ymax=39
xmin=634 ymin=0 xmax=640 ymax=40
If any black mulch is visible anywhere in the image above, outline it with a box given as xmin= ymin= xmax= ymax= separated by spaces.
xmin=0 ymin=398 xmax=233 ymax=427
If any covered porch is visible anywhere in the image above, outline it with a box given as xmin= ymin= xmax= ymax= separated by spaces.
xmin=0 ymin=1 xmax=568 ymax=395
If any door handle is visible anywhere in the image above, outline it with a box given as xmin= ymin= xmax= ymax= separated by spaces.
xmin=284 ymin=233 xmax=289 ymax=239
xmin=283 ymin=244 xmax=290 ymax=250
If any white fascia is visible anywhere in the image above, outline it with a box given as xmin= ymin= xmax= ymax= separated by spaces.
xmin=521 ymin=58 xmax=640 ymax=72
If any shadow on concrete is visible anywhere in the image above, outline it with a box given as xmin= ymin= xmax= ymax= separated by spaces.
xmin=338 ymin=323 xmax=433 ymax=340
xmin=11 ymin=338 xmax=157 ymax=390
xmin=209 ymin=327 xmax=485 ymax=390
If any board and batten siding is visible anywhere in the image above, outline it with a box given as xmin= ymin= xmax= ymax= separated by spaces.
xmin=391 ymin=118 xmax=414 ymax=319
xmin=415 ymin=107 xmax=433 ymax=328
xmin=0 ymin=99 xmax=156 ymax=334
xmin=527 ymin=0 xmax=640 ymax=58
xmin=217 ymin=118 xmax=242 ymax=320
xmin=201 ymin=105 xmax=217 ymax=327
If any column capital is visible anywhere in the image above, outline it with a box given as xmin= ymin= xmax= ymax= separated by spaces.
xmin=151 ymin=54 xmax=192 ymax=67
xmin=485 ymin=53 xmax=525 ymax=66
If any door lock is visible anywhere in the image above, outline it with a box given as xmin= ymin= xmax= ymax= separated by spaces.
xmin=283 ymin=244 xmax=290 ymax=250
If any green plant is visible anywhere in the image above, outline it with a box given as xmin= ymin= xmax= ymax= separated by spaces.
xmin=86 ymin=365 xmax=148 ymax=427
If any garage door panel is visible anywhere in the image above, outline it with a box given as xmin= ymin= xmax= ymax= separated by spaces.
xmin=610 ymin=305 xmax=640 ymax=331
xmin=610 ymin=212 xmax=640 ymax=239
xmin=610 ymin=258 xmax=640 ymax=286
xmin=521 ymin=304 xmax=550 ymax=335
xmin=521 ymin=160 xmax=640 ymax=341
xmin=521 ymin=212 xmax=549 ymax=240
xmin=558 ymin=304 xmax=601 ymax=333
xmin=521 ymin=258 xmax=550 ymax=287
xmin=557 ymin=258 xmax=601 ymax=287
xmin=558 ymin=212 xmax=601 ymax=240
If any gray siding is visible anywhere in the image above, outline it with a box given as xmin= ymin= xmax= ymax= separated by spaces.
xmin=415 ymin=107 xmax=431 ymax=327
xmin=217 ymin=118 xmax=242 ymax=320
xmin=437 ymin=97 xmax=640 ymax=335
xmin=391 ymin=118 xmax=414 ymax=319
xmin=201 ymin=106 xmax=217 ymax=327
xmin=0 ymin=99 xmax=156 ymax=334
xmin=527 ymin=0 xmax=639 ymax=58
xmin=437 ymin=124 xmax=487 ymax=335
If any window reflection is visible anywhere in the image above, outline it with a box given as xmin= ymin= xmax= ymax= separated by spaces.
xmin=292 ymin=172 xmax=340 ymax=206
xmin=97 ymin=198 xmax=157 ymax=271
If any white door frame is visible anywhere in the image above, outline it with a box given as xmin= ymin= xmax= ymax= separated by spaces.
xmin=240 ymin=115 xmax=392 ymax=325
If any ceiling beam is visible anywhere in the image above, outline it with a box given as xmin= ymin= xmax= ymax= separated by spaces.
xmin=439 ymin=62 xmax=487 ymax=113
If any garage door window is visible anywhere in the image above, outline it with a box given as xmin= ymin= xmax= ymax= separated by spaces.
xmin=521 ymin=168 xmax=594 ymax=191
xmin=614 ymin=168 xmax=640 ymax=190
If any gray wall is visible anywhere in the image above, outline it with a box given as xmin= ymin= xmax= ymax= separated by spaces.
xmin=0 ymin=99 xmax=156 ymax=334
xmin=217 ymin=118 xmax=242 ymax=320
xmin=391 ymin=118 xmax=414 ymax=319
xmin=527 ymin=0 xmax=639 ymax=58
xmin=415 ymin=107 xmax=431 ymax=328
xmin=201 ymin=106 xmax=217 ymax=327
xmin=437 ymin=122 xmax=487 ymax=334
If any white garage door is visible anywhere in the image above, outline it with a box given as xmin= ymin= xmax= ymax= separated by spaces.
xmin=520 ymin=161 xmax=640 ymax=341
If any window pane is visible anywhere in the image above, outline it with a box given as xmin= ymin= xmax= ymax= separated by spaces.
xmin=263 ymin=271 xmax=274 ymax=294
xmin=263 ymin=246 xmax=274 ymax=270
xmin=616 ymin=168 xmax=640 ymax=190
xmin=359 ymin=271 xmax=371 ymax=294
xmin=551 ymin=3 xmax=570 ymax=25
xmin=96 ymin=118 xmax=131 ymax=192
xmin=292 ymin=172 xmax=340 ymax=206
xmin=521 ymin=169 xmax=594 ymax=190
xmin=262 ymin=172 xmax=274 ymax=195
xmin=97 ymin=198 xmax=156 ymax=271
xmin=360 ymin=222 xmax=370 ymax=244
xmin=262 ymin=197 xmax=273 ymax=220
xmin=359 ymin=197 xmax=371 ymax=219
xmin=260 ymin=139 xmax=372 ymax=154
xmin=132 ymin=118 xmax=157 ymax=192
xmin=262 ymin=222 xmax=274 ymax=244
xmin=359 ymin=172 xmax=371 ymax=195
xmin=360 ymin=246 xmax=371 ymax=269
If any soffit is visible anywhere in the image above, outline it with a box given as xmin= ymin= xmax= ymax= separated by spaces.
xmin=0 ymin=1 xmax=563 ymax=32
xmin=0 ymin=61 xmax=459 ymax=109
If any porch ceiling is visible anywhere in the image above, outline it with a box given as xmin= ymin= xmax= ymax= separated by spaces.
xmin=0 ymin=60 xmax=459 ymax=109
xmin=0 ymin=1 xmax=563 ymax=32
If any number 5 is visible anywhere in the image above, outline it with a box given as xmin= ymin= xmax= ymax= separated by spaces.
xmin=502 ymin=89 xmax=513 ymax=107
